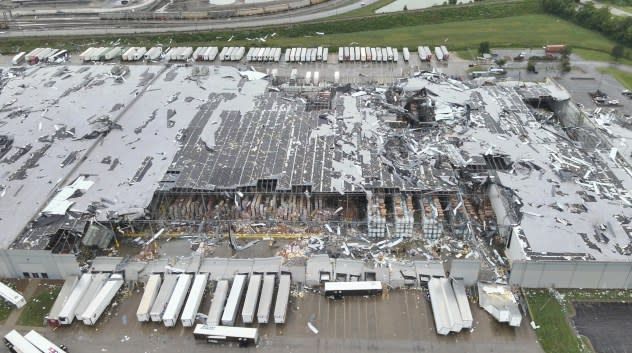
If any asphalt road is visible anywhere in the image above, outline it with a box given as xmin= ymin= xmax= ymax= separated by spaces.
xmin=573 ymin=302 xmax=632 ymax=353
xmin=3 ymin=0 xmax=381 ymax=37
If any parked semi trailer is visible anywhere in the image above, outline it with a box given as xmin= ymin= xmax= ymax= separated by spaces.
xmin=81 ymin=274 xmax=124 ymax=326
xmin=257 ymin=274 xmax=275 ymax=324
xmin=150 ymin=274 xmax=178 ymax=322
xmin=207 ymin=280 xmax=229 ymax=326
xmin=163 ymin=274 xmax=192 ymax=327
xmin=75 ymin=273 xmax=109 ymax=322
xmin=221 ymin=274 xmax=247 ymax=326
xmin=181 ymin=274 xmax=208 ymax=327
xmin=136 ymin=274 xmax=162 ymax=322
xmin=45 ymin=276 xmax=78 ymax=327
xmin=0 ymin=281 xmax=26 ymax=309
xmin=273 ymin=274 xmax=291 ymax=324
xmin=57 ymin=274 xmax=91 ymax=325
xmin=241 ymin=274 xmax=262 ymax=324
xmin=3 ymin=330 xmax=40 ymax=353
xmin=24 ymin=330 xmax=68 ymax=353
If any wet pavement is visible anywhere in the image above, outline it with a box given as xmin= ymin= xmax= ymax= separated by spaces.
xmin=1 ymin=283 xmax=543 ymax=353
xmin=573 ymin=302 xmax=632 ymax=353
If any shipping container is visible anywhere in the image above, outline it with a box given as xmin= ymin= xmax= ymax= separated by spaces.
xmin=403 ymin=48 xmax=410 ymax=62
xmin=218 ymin=47 xmax=228 ymax=61
xmin=354 ymin=47 xmax=360 ymax=62
xmin=310 ymin=48 xmax=317 ymax=62
xmin=284 ymin=48 xmax=291 ymax=62
xmin=45 ymin=276 xmax=77 ymax=327
xmin=349 ymin=47 xmax=355 ymax=62
xmin=334 ymin=71 xmax=340 ymax=84
xmin=435 ymin=47 xmax=444 ymax=61
xmin=3 ymin=330 xmax=40 ymax=353
xmin=440 ymin=45 xmax=450 ymax=60
xmin=305 ymin=71 xmax=312 ymax=85
xmin=181 ymin=274 xmax=208 ymax=327
xmin=144 ymin=47 xmax=162 ymax=60
xmin=58 ymin=274 xmax=91 ymax=325
xmin=79 ymin=47 xmax=95 ymax=61
xmin=300 ymin=48 xmax=307 ymax=62
xmin=105 ymin=47 xmax=123 ymax=60
xmin=364 ymin=47 xmax=371 ymax=61
xmin=207 ymin=280 xmax=229 ymax=327
xmin=236 ymin=47 xmax=246 ymax=60
xmin=393 ymin=48 xmax=399 ymax=62
xmin=316 ymin=46 xmax=323 ymax=61
xmin=386 ymin=47 xmax=393 ymax=61
xmin=24 ymin=330 xmax=68 ymax=353
xmin=136 ymin=274 xmax=162 ymax=322
xmin=128 ymin=47 xmax=147 ymax=61
xmin=0 ymin=281 xmax=27 ymax=309
xmin=360 ymin=47 xmax=367 ymax=62
xmin=274 ymin=48 xmax=282 ymax=62
xmin=207 ymin=47 xmax=219 ymax=61
xmin=37 ymin=48 xmax=57 ymax=62
xmin=338 ymin=47 xmax=344 ymax=62
xmin=11 ymin=52 xmax=26 ymax=65
xmin=293 ymin=48 xmax=301 ymax=62
xmin=241 ymin=275 xmax=262 ymax=324
xmin=246 ymin=47 xmax=254 ymax=61
xmin=343 ymin=47 xmax=350 ymax=62
xmin=193 ymin=47 xmax=205 ymax=61
xmin=381 ymin=48 xmax=388 ymax=62
xmin=322 ymin=48 xmax=328 ymax=62
xmin=273 ymin=275 xmax=291 ymax=324
xmin=221 ymin=274 xmax=247 ymax=326
xmin=313 ymin=71 xmax=320 ymax=86
xmin=122 ymin=47 xmax=135 ymax=61
xmin=81 ymin=274 xmax=124 ymax=326
xmin=376 ymin=48 xmax=382 ymax=62
xmin=371 ymin=48 xmax=377 ymax=62
xmin=424 ymin=46 xmax=432 ymax=61
xmin=75 ymin=273 xmax=109 ymax=322
xmin=150 ymin=274 xmax=179 ymax=322
xmin=163 ymin=274 xmax=192 ymax=327
xmin=290 ymin=69 xmax=298 ymax=83
xmin=257 ymin=274 xmax=275 ymax=324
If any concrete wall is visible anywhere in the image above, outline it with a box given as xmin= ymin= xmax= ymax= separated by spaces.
xmin=448 ymin=259 xmax=481 ymax=286
xmin=510 ymin=260 xmax=632 ymax=289
xmin=0 ymin=249 xmax=80 ymax=279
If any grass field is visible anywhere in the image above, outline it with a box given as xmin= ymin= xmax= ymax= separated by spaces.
xmin=17 ymin=285 xmax=61 ymax=327
xmin=524 ymin=289 xmax=589 ymax=353
xmin=598 ymin=67 xmax=632 ymax=89
xmin=4 ymin=13 xmax=615 ymax=57
xmin=0 ymin=301 xmax=12 ymax=323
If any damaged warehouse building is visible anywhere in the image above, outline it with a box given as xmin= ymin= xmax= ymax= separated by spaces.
xmin=0 ymin=63 xmax=631 ymax=293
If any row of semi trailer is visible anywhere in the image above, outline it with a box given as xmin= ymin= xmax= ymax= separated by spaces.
xmin=4 ymin=330 xmax=68 ymax=353
xmin=12 ymin=45 xmax=450 ymax=65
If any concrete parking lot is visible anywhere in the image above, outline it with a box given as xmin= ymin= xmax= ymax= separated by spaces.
xmin=1 ymin=281 xmax=543 ymax=353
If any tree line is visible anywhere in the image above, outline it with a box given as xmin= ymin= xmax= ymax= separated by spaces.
xmin=542 ymin=0 xmax=632 ymax=47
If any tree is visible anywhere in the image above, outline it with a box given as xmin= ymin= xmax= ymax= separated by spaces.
xmin=495 ymin=58 xmax=507 ymax=67
xmin=478 ymin=41 xmax=490 ymax=55
xmin=448 ymin=0 xmax=457 ymax=4
xmin=611 ymin=44 xmax=625 ymax=61
xmin=403 ymin=5 xmax=408 ymax=11
xmin=560 ymin=46 xmax=572 ymax=57
xmin=527 ymin=61 xmax=537 ymax=73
